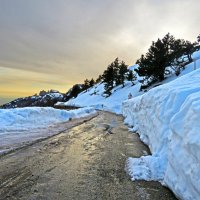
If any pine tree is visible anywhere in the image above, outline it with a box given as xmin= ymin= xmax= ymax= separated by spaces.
xmin=136 ymin=36 xmax=171 ymax=82
xmin=102 ymin=58 xmax=129 ymax=95
xmin=127 ymin=70 xmax=136 ymax=85
xmin=197 ymin=34 xmax=200 ymax=43
xmin=89 ymin=78 xmax=95 ymax=87
xmin=113 ymin=58 xmax=120 ymax=86
xmin=117 ymin=61 xmax=128 ymax=87
xmin=196 ymin=35 xmax=200 ymax=51
xmin=96 ymin=75 xmax=102 ymax=83
xmin=102 ymin=63 xmax=115 ymax=96
xmin=183 ymin=41 xmax=196 ymax=63
xmin=136 ymin=33 xmax=198 ymax=83
xmin=83 ymin=79 xmax=90 ymax=91
xmin=70 ymin=84 xmax=82 ymax=98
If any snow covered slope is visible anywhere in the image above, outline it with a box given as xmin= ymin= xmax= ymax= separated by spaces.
xmin=0 ymin=107 xmax=96 ymax=154
xmin=59 ymin=51 xmax=200 ymax=115
xmin=122 ymin=66 xmax=200 ymax=199
xmin=56 ymin=81 xmax=142 ymax=114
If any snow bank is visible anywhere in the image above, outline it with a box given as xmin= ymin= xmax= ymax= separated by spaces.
xmin=122 ymin=68 xmax=200 ymax=200
xmin=0 ymin=107 xmax=96 ymax=131
xmin=0 ymin=107 xmax=96 ymax=154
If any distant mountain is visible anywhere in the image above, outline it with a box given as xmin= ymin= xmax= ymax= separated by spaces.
xmin=1 ymin=90 xmax=66 ymax=109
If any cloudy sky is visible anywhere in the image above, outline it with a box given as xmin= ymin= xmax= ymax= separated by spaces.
xmin=0 ymin=0 xmax=199 ymax=104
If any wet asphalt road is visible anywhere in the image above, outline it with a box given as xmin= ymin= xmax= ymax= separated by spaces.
xmin=0 ymin=111 xmax=177 ymax=200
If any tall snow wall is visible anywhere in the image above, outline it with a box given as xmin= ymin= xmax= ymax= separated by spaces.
xmin=122 ymin=69 xmax=200 ymax=200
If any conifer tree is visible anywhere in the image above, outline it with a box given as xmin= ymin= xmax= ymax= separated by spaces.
xmin=83 ymin=79 xmax=90 ymax=91
xmin=96 ymin=75 xmax=102 ymax=83
xmin=183 ymin=41 xmax=197 ymax=62
xmin=136 ymin=33 xmax=198 ymax=83
xmin=102 ymin=63 xmax=115 ymax=96
xmin=127 ymin=70 xmax=136 ymax=85
xmin=70 ymin=84 xmax=82 ymax=98
xmin=102 ymin=58 xmax=129 ymax=95
xmin=197 ymin=34 xmax=200 ymax=43
xmin=112 ymin=58 xmax=120 ymax=85
xmin=89 ymin=78 xmax=95 ymax=87
xmin=136 ymin=35 xmax=172 ymax=82
xmin=117 ymin=61 xmax=128 ymax=87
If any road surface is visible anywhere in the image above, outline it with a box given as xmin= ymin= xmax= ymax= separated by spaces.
xmin=0 ymin=111 xmax=177 ymax=200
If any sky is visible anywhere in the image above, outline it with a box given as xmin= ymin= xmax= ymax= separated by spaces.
xmin=0 ymin=0 xmax=199 ymax=105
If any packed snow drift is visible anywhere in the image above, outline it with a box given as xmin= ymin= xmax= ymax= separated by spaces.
xmin=122 ymin=66 xmax=200 ymax=200
xmin=0 ymin=107 xmax=96 ymax=154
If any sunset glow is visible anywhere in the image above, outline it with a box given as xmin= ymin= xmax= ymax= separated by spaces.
xmin=0 ymin=0 xmax=199 ymax=104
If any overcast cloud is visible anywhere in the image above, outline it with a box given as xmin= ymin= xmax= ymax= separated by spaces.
xmin=0 ymin=0 xmax=199 ymax=104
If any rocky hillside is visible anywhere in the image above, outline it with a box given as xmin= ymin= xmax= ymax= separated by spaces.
xmin=1 ymin=90 xmax=66 ymax=109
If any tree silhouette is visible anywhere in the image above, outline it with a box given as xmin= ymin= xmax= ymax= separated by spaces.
xmin=116 ymin=61 xmax=128 ymax=87
xmin=102 ymin=58 xmax=129 ymax=95
xmin=70 ymin=84 xmax=82 ymax=98
xmin=89 ymin=78 xmax=95 ymax=87
xmin=83 ymin=79 xmax=90 ymax=91
xmin=136 ymin=33 xmax=199 ymax=84
xmin=102 ymin=63 xmax=115 ymax=96
xmin=127 ymin=70 xmax=136 ymax=85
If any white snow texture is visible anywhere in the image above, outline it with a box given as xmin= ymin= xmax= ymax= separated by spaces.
xmin=0 ymin=107 xmax=96 ymax=154
xmin=122 ymin=67 xmax=200 ymax=200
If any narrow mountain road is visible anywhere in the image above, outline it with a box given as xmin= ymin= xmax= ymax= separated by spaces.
xmin=0 ymin=111 xmax=177 ymax=200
